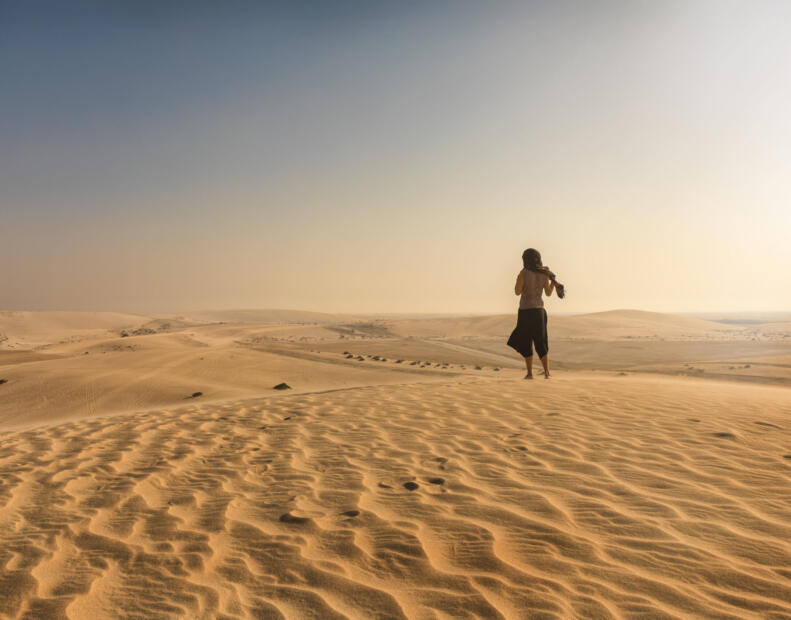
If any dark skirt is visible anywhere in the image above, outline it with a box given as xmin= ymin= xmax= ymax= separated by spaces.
xmin=507 ymin=308 xmax=548 ymax=358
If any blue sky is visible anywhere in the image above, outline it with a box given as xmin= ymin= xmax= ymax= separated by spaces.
xmin=2 ymin=1 xmax=790 ymax=313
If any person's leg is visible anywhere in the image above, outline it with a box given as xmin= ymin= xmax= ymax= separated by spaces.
xmin=524 ymin=355 xmax=533 ymax=378
xmin=537 ymin=308 xmax=550 ymax=378
xmin=539 ymin=354 xmax=550 ymax=378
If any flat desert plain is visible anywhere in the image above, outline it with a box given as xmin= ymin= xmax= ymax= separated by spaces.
xmin=1 ymin=309 xmax=790 ymax=619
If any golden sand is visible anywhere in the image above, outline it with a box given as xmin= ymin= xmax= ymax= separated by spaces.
xmin=1 ymin=311 xmax=790 ymax=618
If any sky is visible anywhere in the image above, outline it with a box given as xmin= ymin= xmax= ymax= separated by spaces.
xmin=2 ymin=1 xmax=790 ymax=315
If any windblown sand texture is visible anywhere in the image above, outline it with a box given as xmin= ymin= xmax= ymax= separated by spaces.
xmin=1 ymin=310 xmax=790 ymax=618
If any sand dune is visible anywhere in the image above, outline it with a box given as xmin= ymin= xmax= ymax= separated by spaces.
xmin=176 ymin=309 xmax=359 ymax=325
xmin=0 ymin=311 xmax=151 ymax=349
xmin=550 ymin=309 xmax=741 ymax=340
xmin=0 ymin=325 xmax=461 ymax=431
xmin=1 ymin=375 xmax=789 ymax=618
xmin=2 ymin=309 xmax=791 ymax=618
xmin=385 ymin=310 xmax=747 ymax=342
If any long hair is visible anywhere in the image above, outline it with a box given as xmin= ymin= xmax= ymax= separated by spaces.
xmin=522 ymin=248 xmax=542 ymax=271
xmin=521 ymin=247 xmax=566 ymax=299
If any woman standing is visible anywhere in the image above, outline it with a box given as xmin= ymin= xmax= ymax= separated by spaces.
xmin=507 ymin=248 xmax=556 ymax=379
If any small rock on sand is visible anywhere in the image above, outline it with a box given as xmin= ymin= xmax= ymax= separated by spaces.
xmin=273 ymin=383 xmax=291 ymax=390
xmin=0 ymin=379 xmax=7 ymax=385
xmin=191 ymin=392 xmax=203 ymax=398
xmin=403 ymin=482 xmax=419 ymax=491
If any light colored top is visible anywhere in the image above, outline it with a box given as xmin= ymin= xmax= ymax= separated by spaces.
xmin=517 ymin=268 xmax=549 ymax=309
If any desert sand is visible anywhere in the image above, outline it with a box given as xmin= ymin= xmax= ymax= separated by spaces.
xmin=1 ymin=309 xmax=790 ymax=618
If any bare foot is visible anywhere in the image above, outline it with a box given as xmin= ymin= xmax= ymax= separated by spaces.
xmin=524 ymin=374 xmax=533 ymax=380
xmin=544 ymin=373 xmax=551 ymax=379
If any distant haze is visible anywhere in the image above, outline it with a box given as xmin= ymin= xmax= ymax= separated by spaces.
xmin=2 ymin=2 xmax=790 ymax=314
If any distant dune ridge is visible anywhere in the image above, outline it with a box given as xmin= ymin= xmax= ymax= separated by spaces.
xmin=1 ymin=309 xmax=790 ymax=617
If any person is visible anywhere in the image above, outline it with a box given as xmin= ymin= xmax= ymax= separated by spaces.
xmin=507 ymin=248 xmax=555 ymax=379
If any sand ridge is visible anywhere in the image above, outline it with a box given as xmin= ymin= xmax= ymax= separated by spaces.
xmin=1 ymin=375 xmax=790 ymax=618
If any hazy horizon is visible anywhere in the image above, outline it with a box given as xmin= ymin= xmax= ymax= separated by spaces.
xmin=3 ymin=2 xmax=790 ymax=315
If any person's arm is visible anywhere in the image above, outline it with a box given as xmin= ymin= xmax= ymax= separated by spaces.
xmin=543 ymin=275 xmax=555 ymax=296
xmin=514 ymin=271 xmax=524 ymax=295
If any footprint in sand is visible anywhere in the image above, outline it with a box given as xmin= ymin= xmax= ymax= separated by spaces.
xmin=342 ymin=510 xmax=360 ymax=517
xmin=427 ymin=477 xmax=444 ymax=485
xmin=712 ymin=432 xmax=737 ymax=439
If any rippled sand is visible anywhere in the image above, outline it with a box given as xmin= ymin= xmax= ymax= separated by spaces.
xmin=2 ymin=375 xmax=789 ymax=618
